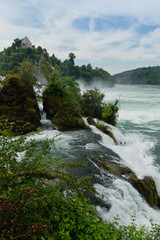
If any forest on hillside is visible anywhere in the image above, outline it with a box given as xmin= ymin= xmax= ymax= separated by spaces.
xmin=114 ymin=66 xmax=160 ymax=85
xmin=0 ymin=37 xmax=115 ymax=86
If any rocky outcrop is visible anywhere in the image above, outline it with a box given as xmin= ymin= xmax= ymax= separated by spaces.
xmin=87 ymin=117 xmax=117 ymax=144
xmin=87 ymin=154 xmax=160 ymax=209
xmin=0 ymin=76 xmax=41 ymax=135
xmin=129 ymin=176 xmax=160 ymax=210
xmin=43 ymin=92 xmax=87 ymax=131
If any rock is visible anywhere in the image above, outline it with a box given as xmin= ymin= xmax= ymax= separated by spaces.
xmin=87 ymin=117 xmax=117 ymax=144
xmin=129 ymin=176 xmax=160 ymax=210
xmin=87 ymin=154 xmax=160 ymax=209
xmin=87 ymin=154 xmax=132 ymax=177
xmin=91 ymin=195 xmax=111 ymax=210
xmin=0 ymin=76 xmax=41 ymax=135
xmin=43 ymin=92 xmax=87 ymax=131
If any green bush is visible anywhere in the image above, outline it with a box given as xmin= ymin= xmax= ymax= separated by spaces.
xmin=42 ymin=71 xmax=85 ymax=130
xmin=80 ymin=88 xmax=119 ymax=126
xmin=0 ymin=132 xmax=160 ymax=239
xmin=102 ymin=99 xmax=119 ymax=126
xmin=80 ymin=88 xmax=104 ymax=118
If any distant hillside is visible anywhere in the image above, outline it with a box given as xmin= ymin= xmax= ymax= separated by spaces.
xmin=114 ymin=66 xmax=160 ymax=85
xmin=0 ymin=37 xmax=115 ymax=86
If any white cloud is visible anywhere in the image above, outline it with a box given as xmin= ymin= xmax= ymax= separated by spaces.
xmin=0 ymin=0 xmax=160 ymax=73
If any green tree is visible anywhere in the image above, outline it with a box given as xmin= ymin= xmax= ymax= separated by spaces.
xmin=80 ymin=88 xmax=104 ymax=118
xmin=68 ymin=52 xmax=76 ymax=65
xmin=102 ymin=99 xmax=119 ymax=126
xmin=12 ymin=38 xmax=22 ymax=49
xmin=39 ymin=57 xmax=53 ymax=81
xmin=42 ymin=71 xmax=84 ymax=130
xmin=17 ymin=61 xmax=35 ymax=86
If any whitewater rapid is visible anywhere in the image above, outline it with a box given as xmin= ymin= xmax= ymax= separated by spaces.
xmin=27 ymin=84 xmax=160 ymax=228
xmin=79 ymin=83 xmax=160 ymax=227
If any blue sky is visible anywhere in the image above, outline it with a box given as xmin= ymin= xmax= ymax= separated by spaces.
xmin=0 ymin=0 xmax=160 ymax=74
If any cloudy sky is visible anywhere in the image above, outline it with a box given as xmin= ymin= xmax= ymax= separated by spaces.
xmin=0 ymin=0 xmax=160 ymax=74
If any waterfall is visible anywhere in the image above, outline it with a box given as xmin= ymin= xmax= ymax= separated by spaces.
xmin=38 ymin=101 xmax=53 ymax=129
xmin=34 ymin=85 xmax=53 ymax=129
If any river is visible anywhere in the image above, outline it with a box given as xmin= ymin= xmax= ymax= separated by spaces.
xmin=30 ymin=84 xmax=160 ymax=228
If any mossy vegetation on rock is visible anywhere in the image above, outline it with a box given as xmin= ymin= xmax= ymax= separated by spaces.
xmin=87 ymin=117 xmax=117 ymax=144
xmin=0 ymin=75 xmax=41 ymax=135
xmin=87 ymin=154 xmax=160 ymax=209
xmin=129 ymin=176 xmax=160 ymax=210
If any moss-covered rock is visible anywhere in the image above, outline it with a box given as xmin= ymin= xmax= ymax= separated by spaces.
xmin=129 ymin=176 xmax=160 ymax=210
xmin=87 ymin=154 xmax=160 ymax=209
xmin=0 ymin=76 xmax=41 ymax=135
xmin=87 ymin=117 xmax=117 ymax=144
xmin=87 ymin=154 xmax=132 ymax=177
xmin=43 ymin=83 xmax=87 ymax=131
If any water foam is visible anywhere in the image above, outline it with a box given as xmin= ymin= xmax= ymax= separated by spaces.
xmin=95 ymin=179 xmax=160 ymax=227
xmin=80 ymin=84 xmax=160 ymax=227
xmin=85 ymin=119 xmax=160 ymax=226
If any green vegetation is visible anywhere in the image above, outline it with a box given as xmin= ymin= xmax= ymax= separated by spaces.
xmin=81 ymin=88 xmax=119 ymax=126
xmin=1 ymin=132 xmax=160 ymax=239
xmin=0 ymin=38 xmax=118 ymax=134
xmin=0 ymin=74 xmax=41 ymax=135
xmin=87 ymin=117 xmax=117 ymax=144
xmin=42 ymin=75 xmax=119 ymax=130
xmin=0 ymin=38 xmax=115 ymax=86
xmin=56 ymin=56 xmax=115 ymax=86
xmin=114 ymin=66 xmax=160 ymax=85
xmin=81 ymin=88 xmax=105 ymax=118
xmin=102 ymin=99 xmax=119 ymax=126
xmin=42 ymin=71 xmax=86 ymax=131
xmin=17 ymin=61 xmax=35 ymax=86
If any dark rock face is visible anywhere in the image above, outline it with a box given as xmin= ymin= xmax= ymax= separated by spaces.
xmin=43 ymin=93 xmax=87 ymax=131
xmin=0 ymin=76 xmax=41 ymax=135
xmin=87 ymin=154 xmax=160 ymax=209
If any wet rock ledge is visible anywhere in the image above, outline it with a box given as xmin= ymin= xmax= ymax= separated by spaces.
xmin=87 ymin=154 xmax=160 ymax=210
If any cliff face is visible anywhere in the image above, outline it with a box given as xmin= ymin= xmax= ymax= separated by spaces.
xmin=0 ymin=76 xmax=41 ymax=135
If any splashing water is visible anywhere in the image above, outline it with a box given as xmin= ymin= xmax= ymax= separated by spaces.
xmin=83 ymin=84 xmax=160 ymax=227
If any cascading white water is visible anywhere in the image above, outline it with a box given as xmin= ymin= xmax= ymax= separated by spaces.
xmin=82 ymin=84 xmax=160 ymax=228
xmin=34 ymin=85 xmax=53 ymax=128
xmin=38 ymin=101 xmax=53 ymax=128
xmin=84 ymin=118 xmax=160 ymax=227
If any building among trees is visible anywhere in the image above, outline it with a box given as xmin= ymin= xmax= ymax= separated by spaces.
xmin=21 ymin=37 xmax=32 ymax=48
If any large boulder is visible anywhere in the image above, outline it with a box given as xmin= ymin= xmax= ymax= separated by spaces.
xmin=0 ymin=76 xmax=41 ymax=135
xmin=87 ymin=154 xmax=160 ymax=209
xmin=129 ymin=176 xmax=160 ymax=210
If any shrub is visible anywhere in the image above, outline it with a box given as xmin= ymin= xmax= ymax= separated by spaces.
xmin=0 ymin=132 xmax=160 ymax=239
xmin=80 ymin=88 xmax=119 ymax=125
xmin=102 ymin=99 xmax=119 ymax=126
xmin=80 ymin=88 xmax=104 ymax=118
